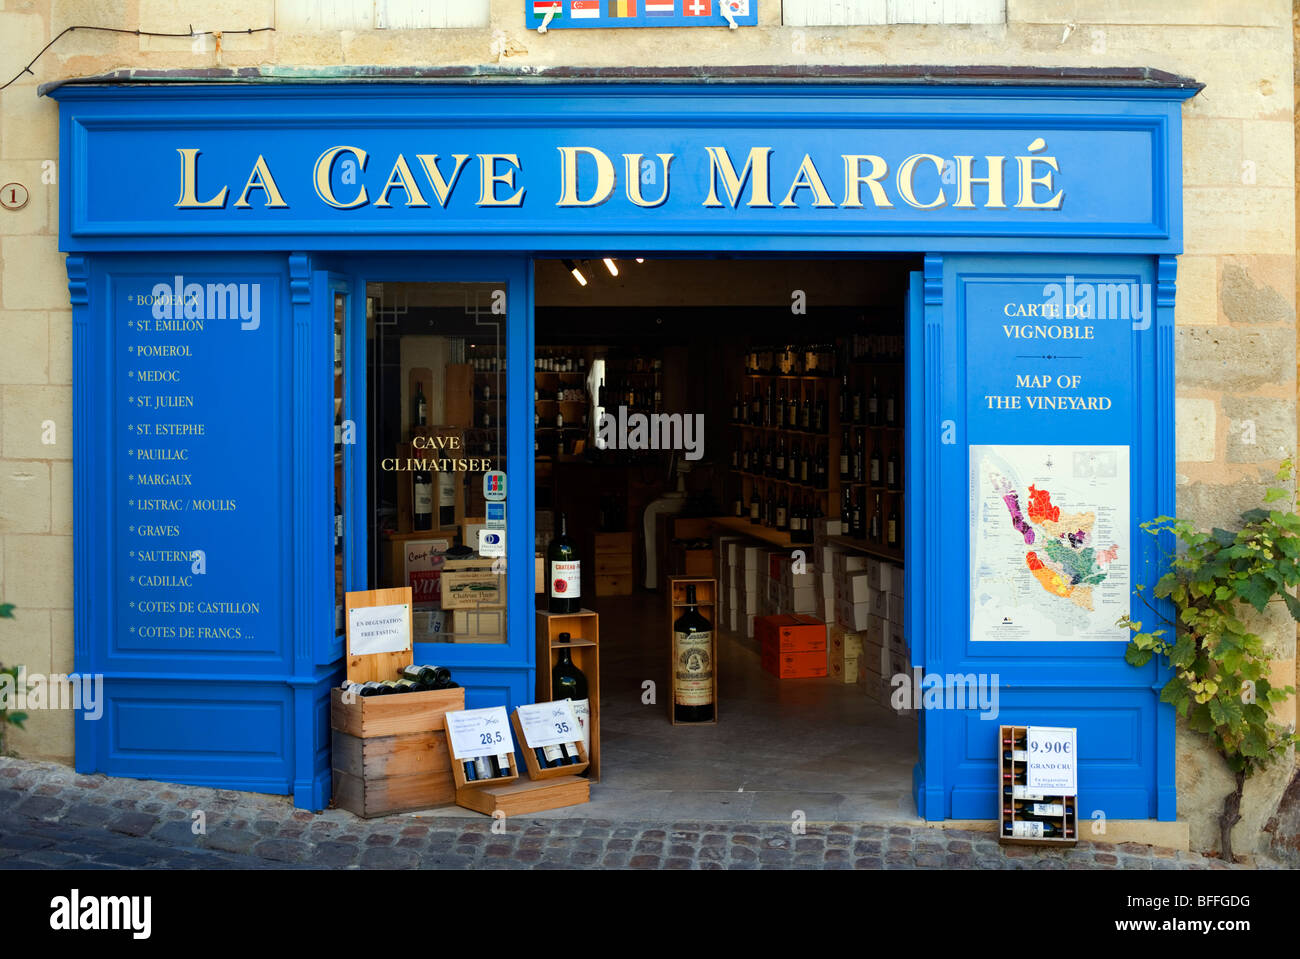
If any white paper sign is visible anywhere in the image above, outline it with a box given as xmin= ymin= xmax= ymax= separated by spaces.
xmin=347 ymin=603 xmax=411 ymax=656
xmin=515 ymin=701 xmax=582 ymax=749
xmin=445 ymin=706 xmax=513 ymax=760
xmin=570 ymin=698 xmax=591 ymax=757
xmin=1026 ymin=725 xmax=1077 ymax=795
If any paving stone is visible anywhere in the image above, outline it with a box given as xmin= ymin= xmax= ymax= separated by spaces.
xmin=15 ymin=796 xmax=64 ymax=819
xmin=252 ymin=839 xmax=310 ymax=863
xmin=361 ymin=846 xmax=420 ymax=869
xmin=107 ymin=812 xmax=158 ymax=837
xmin=629 ymin=854 xmax=660 ymax=868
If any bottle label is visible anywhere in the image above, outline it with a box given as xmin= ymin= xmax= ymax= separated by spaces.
xmin=1009 ymin=749 xmax=1028 ymax=762
xmin=438 ymin=471 xmax=455 ymax=502
xmin=887 ymin=519 xmax=897 ymax=543
xmin=674 ymin=629 xmax=713 ymax=706
xmin=1011 ymin=787 xmax=1046 ymax=800
xmin=1009 ymin=820 xmax=1046 ymax=839
xmin=551 ymin=560 xmax=581 ymax=599
xmin=414 ymin=482 xmax=433 ymax=513
xmin=1028 ymin=803 xmax=1065 ymax=817
xmin=871 ymin=462 xmax=880 ymax=483
xmin=887 ymin=462 xmax=895 ymax=485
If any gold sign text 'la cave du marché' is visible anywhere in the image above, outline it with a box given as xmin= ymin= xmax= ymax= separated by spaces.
xmin=174 ymin=140 xmax=1065 ymax=212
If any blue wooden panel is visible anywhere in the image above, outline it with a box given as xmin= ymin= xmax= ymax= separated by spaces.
xmin=911 ymin=253 xmax=1174 ymax=822
xmin=51 ymin=83 xmax=1194 ymax=254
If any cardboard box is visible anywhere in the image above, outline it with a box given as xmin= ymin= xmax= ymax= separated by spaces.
xmin=440 ymin=560 xmax=505 ymax=609
xmin=836 ymin=570 xmax=873 ymax=604
xmin=867 ymin=614 xmax=887 ymax=646
xmin=887 ymin=592 xmax=905 ymax=625
xmin=869 ymin=589 xmax=888 ymax=618
xmin=813 ymin=518 xmax=843 ymax=539
xmin=865 ymin=557 xmax=885 ymax=591
xmin=742 ymin=545 xmax=767 ymax=569
xmin=830 ymin=626 xmax=864 ymax=660
xmin=762 ymin=646 xmax=828 ymax=679
xmin=833 ymin=552 xmax=869 ymax=576
xmin=888 ymin=620 xmax=907 ymax=657
xmin=836 ymin=598 xmax=871 ymax=632
xmin=756 ymin=614 xmax=827 ymax=653
xmin=885 ymin=563 xmax=905 ymax=596
xmin=829 ymin=646 xmax=859 ymax=684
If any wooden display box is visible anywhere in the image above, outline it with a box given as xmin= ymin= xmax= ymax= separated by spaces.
xmin=441 ymin=713 xmax=520 ymax=791
xmin=667 ymin=576 xmax=719 ymax=725
xmin=511 ymin=709 xmax=590 ymax=780
xmin=331 ymin=586 xmax=464 ymax=818
xmin=535 ymin=609 xmax=601 ymax=780
xmin=455 ymin=776 xmax=590 ymax=817
xmin=997 ymin=724 xmax=1078 ymax=847
xmin=331 ymin=686 xmax=465 ymax=818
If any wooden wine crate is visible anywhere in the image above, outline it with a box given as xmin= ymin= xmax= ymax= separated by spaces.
xmin=511 ymin=708 xmax=589 ymax=781
xmin=997 ymin=724 xmax=1078 ymax=847
xmin=442 ymin=721 xmax=520 ymax=792
xmin=593 ymin=531 xmax=635 ymax=596
xmin=535 ymin=609 xmax=601 ymax=781
xmin=666 ymin=576 xmax=719 ymax=725
xmin=330 ymin=687 xmax=464 ymax=818
xmin=455 ymin=775 xmax=590 ymax=817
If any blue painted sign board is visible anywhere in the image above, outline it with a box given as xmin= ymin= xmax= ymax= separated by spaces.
xmin=51 ymin=80 xmax=1194 ymax=816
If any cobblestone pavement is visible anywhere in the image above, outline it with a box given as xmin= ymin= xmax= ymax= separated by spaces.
xmin=0 ymin=758 xmax=1272 ymax=870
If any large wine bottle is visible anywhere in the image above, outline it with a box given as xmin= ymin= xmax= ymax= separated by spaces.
xmin=547 ymin=513 xmax=581 ymax=614
xmin=552 ymin=632 xmax=589 ymax=701
xmin=673 ymin=584 xmax=714 ymax=723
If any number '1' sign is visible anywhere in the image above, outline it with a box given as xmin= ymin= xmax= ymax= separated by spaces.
xmin=1026 ymin=725 xmax=1077 ymax=795
xmin=445 ymin=706 xmax=513 ymax=760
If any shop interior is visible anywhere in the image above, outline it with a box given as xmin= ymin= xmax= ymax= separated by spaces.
xmin=361 ymin=257 xmax=921 ymax=821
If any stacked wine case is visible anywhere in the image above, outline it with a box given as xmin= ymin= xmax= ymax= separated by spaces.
xmin=998 ymin=724 xmax=1078 ymax=846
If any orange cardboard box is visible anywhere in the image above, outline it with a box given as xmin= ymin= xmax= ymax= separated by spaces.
xmin=762 ymin=647 xmax=828 ymax=679
xmin=755 ymin=614 xmax=827 ymax=653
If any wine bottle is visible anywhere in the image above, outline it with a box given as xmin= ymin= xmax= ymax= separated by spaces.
xmin=887 ymin=500 xmax=899 ymax=548
xmin=547 ymin=513 xmax=581 ymax=614
xmin=870 ymin=494 xmax=881 ymax=542
xmin=749 ymin=487 xmax=761 ymax=524
xmin=552 ymin=632 xmax=589 ymax=701
xmin=542 ymin=744 xmax=565 ymax=767
xmin=561 ymin=742 xmax=584 ymax=765
xmin=870 ymin=445 xmax=881 ymax=485
xmin=776 ymin=489 xmax=788 ymax=532
xmin=839 ymin=429 xmax=850 ymax=480
xmin=463 ymin=759 xmax=479 ymax=782
xmin=437 ymin=470 xmax=456 ymax=527
xmin=413 ymin=467 xmax=433 ymax=530
xmin=673 ymin=584 xmax=715 ymax=722
xmin=402 ymin=663 xmax=451 ymax=686
xmin=1012 ymin=801 xmax=1067 ymax=817
xmin=1002 ymin=750 xmax=1029 ymax=763
xmin=1002 ymin=785 xmax=1047 ymax=799
xmin=1003 ymin=820 xmax=1070 ymax=839
xmin=868 ymin=377 xmax=879 ymax=426
xmin=887 ymin=449 xmax=899 ymax=490
xmin=474 ymin=756 xmax=493 ymax=781
xmin=414 ymin=382 xmax=428 ymax=427
xmin=393 ymin=678 xmax=424 ymax=693
xmin=495 ymin=752 xmax=513 ymax=777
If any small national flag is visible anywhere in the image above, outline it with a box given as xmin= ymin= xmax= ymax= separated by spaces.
xmin=607 ymin=0 xmax=637 ymax=17
xmin=722 ymin=0 xmax=747 ymax=13
xmin=645 ymin=0 xmax=673 ymax=13
xmin=682 ymin=0 xmax=709 ymax=15
xmin=532 ymin=0 xmax=562 ymax=18
xmin=571 ymin=0 xmax=600 ymax=15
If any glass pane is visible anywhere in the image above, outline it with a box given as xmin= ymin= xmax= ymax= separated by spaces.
xmin=366 ymin=281 xmax=507 ymax=644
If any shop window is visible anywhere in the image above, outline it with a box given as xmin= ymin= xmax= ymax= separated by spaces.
xmin=782 ymin=0 xmax=1005 ymax=27
xmin=366 ymin=281 xmax=507 ymax=645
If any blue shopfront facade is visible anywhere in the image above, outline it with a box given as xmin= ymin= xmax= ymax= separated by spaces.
xmin=49 ymin=75 xmax=1197 ymax=818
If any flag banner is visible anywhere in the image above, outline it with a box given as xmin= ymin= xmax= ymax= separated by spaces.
xmin=525 ymin=0 xmax=753 ymax=27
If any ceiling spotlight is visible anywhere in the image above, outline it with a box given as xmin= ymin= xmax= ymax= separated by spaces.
xmin=635 ymin=258 xmax=645 ymax=263
xmin=603 ymin=258 xmax=619 ymax=277
xmin=562 ymin=258 xmax=587 ymax=287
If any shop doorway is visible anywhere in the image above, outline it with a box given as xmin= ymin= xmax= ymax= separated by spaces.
xmin=532 ymin=256 xmax=921 ymax=821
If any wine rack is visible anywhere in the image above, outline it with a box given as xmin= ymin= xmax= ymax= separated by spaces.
xmin=997 ymin=724 xmax=1078 ymax=846
xmin=535 ymin=609 xmax=602 ymax=780
xmin=511 ymin=708 xmax=590 ymax=781
xmin=534 ymin=347 xmax=590 ymax=461
xmin=727 ymin=336 xmax=905 ymax=562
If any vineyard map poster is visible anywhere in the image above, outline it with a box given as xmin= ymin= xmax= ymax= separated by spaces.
xmin=969 ymin=445 xmax=1130 ymax=642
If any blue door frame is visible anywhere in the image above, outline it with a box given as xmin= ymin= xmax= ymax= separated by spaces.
xmin=52 ymin=80 xmax=1195 ymax=813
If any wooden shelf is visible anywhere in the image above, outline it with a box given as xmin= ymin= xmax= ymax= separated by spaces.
xmin=824 ymin=534 xmax=903 ymax=562
xmin=709 ymin=515 xmax=795 ymax=548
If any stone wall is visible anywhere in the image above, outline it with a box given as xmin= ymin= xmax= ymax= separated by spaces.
xmin=0 ymin=0 xmax=1295 ymax=854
